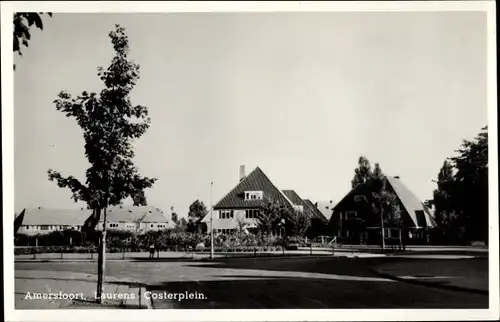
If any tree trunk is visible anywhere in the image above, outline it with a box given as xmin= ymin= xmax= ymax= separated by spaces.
xmin=380 ymin=206 xmax=386 ymax=252
xmin=96 ymin=206 xmax=107 ymax=303
xmin=398 ymin=227 xmax=403 ymax=251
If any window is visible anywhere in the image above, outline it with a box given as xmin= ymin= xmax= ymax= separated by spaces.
xmin=151 ymin=224 xmax=154 ymax=228
xmin=40 ymin=225 xmax=49 ymax=230
xmin=244 ymin=191 xmax=263 ymax=200
xmin=219 ymin=210 xmax=234 ymax=219
xmin=26 ymin=226 xmax=29 ymax=230
xmin=108 ymin=223 xmax=119 ymax=228
xmin=293 ymin=205 xmax=304 ymax=212
xmin=345 ymin=211 xmax=357 ymax=220
xmin=354 ymin=195 xmax=367 ymax=203
xmin=245 ymin=209 xmax=260 ymax=219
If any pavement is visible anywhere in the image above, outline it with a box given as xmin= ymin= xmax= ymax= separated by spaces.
xmin=15 ymin=270 xmax=150 ymax=309
xmin=14 ymin=250 xmax=386 ymax=263
xmin=371 ymin=257 xmax=488 ymax=294
xmin=15 ymin=255 xmax=489 ymax=309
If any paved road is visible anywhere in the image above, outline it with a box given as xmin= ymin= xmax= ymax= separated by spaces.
xmin=15 ymin=256 xmax=488 ymax=309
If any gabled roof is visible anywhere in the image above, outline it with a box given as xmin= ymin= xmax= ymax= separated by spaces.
xmin=213 ymin=167 xmax=293 ymax=209
xmin=97 ymin=206 xmax=169 ymax=223
xmin=17 ymin=208 xmax=91 ymax=226
xmin=332 ymin=176 xmax=436 ymax=228
xmin=315 ymin=200 xmax=335 ymax=220
xmin=385 ymin=177 xmax=436 ymax=228
xmin=282 ymin=190 xmax=328 ymax=223
xmin=303 ymin=199 xmax=329 ymax=223
xmin=283 ymin=190 xmax=315 ymax=217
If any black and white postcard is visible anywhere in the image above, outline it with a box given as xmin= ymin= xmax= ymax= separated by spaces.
xmin=2 ymin=1 xmax=498 ymax=321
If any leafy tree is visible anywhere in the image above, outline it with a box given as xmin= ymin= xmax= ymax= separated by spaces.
xmin=432 ymin=160 xmax=456 ymax=228
xmin=47 ymin=25 xmax=156 ymax=302
xmin=449 ymin=126 xmax=488 ymax=243
xmin=13 ymin=12 xmax=52 ymax=69
xmin=170 ymin=206 xmax=179 ymax=224
xmin=371 ymin=178 xmax=400 ymax=251
xmin=351 ymin=156 xmax=373 ymax=188
xmin=372 ymin=162 xmax=384 ymax=181
xmin=187 ymin=200 xmax=208 ymax=233
xmin=258 ymin=202 xmax=283 ymax=236
xmin=235 ymin=215 xmax=247 ymax=235
xmin=286 ymin=208 xmax=311 ymax=237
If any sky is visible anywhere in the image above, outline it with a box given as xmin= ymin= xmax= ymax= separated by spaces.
xmin=14 ymin=12 xmax=488 ymax=218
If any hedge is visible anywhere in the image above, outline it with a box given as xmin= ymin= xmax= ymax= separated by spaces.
xmin=14 ymin=229 xmax=314 ymax=254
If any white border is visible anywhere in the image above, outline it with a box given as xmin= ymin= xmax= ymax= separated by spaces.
xmin=2 ymin=1 xmax=498 ymax=321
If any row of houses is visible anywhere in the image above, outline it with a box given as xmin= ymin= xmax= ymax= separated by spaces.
xmin=202 ymin=165 xmax=436 ymax=244
xmin=15 ymin=206 xmax=175 ymax=236
xmin=15 ymin=165 xmax=436 ymax=245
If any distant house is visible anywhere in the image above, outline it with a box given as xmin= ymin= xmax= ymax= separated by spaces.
xmin=201 ymin=165 xmax=325 ymax=237
xmin=330 ymin=176 xmax=436 ymax=245
xmin=86 ymin=205 xmax=174 ymax=232
xmin=283 ymin=191 xmax=329 ymax=237
xmin=315 ymin=200 xmax=336 ymax=221
xmin=15 ymin=207 xmax=91 ymax=235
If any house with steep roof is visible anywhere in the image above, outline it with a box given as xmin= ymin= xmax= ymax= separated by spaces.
xmin=330 ymin=176 xmax=436 ymax=245
xmin=15 ymin=207 xmax=91 ymax=235
xmin=201 ymin=165 xmax=325 ymax=237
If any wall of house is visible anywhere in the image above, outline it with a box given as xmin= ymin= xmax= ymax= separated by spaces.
xmin=18 ymin=224 xmax=83 ymax=235
xmin=207 ymin=209 xmax=259 ymax=234
xmin=95 ymin=221 xmax=169 ymax=232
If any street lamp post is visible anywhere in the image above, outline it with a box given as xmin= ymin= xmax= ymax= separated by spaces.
xmin=210 ymin=182 xmax=214 ymax=260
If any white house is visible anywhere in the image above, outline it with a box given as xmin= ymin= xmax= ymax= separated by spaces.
xmin=15 ymin=207 xmax=91 ymax=235
xmin=15 ymin=206 xmax=174 ymax=235
xmin=92 ymin=206 xmax=174 ymax=232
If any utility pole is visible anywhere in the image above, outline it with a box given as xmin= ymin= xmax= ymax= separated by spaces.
xmin=210 ymin=182 xmax=214 ymax=260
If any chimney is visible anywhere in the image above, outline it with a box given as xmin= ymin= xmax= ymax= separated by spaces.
xmin=239 ymin=165 xmax=246 ymax=182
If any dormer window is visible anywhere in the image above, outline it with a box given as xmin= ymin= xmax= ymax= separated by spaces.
xmin=354 ymin=195 xmax=367 ymax=203
xmin=345 ymin=211 xmax=358 ymax=219
xmin=293 ymin=205 xmax=304 ymax=212
xmin=245 ymin=191 xmax=263 ymax=200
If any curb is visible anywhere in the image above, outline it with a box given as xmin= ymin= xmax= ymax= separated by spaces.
xmin=198 ymin=254 xmax=339 ymax=262
xmin=123 ymin=286 xmax=151 ymax=309
xmin=369 ymin=267 xmax=488 ymax=295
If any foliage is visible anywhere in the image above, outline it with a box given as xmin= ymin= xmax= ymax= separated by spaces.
xmin=286 ymin=208 xmax=311 ymax=237
xmin=428 ymin=127 xmax=488 ymax=244
xmin=371 ymin=179 xmax=400 ymax=226
xmin=351 ymin=156 xmax=373 ymax=188
xmin=171 ymin=212 xmax=179 ymax=224
xmin=47 ymin=25 xmax=157 ymax=226
xmin=235 ymin=215 xmax=247 ymax=235
xmin=13 ymin=12 xmax=52 ymax=68
xmin=15 ymin=230 xmax=84 ymax=247
xmin=431 ymin=160 xmax=456 ymax=227
xmin=14 ymin=246 xmax=98 ymax=255
xmin=258 ymin=202 xmax=284 ymax=235
xmin=186 ymin=200 xmax=208 ymax=233
xmin=177 ymin=217 xmax=188 ymax=230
